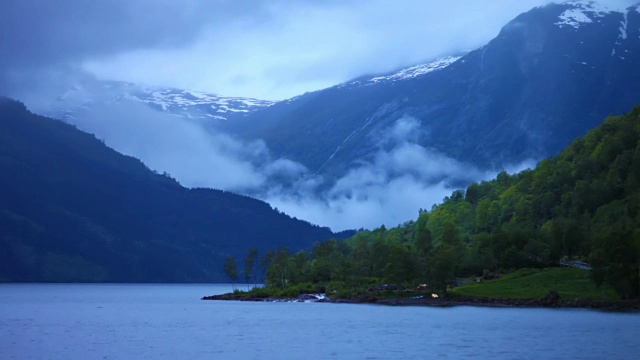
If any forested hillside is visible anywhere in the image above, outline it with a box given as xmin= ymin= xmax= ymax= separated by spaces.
xmin=257 ymin=106 xmax=640 ymax=299
xmin=0 ymin=98 xmax=349 ymax=282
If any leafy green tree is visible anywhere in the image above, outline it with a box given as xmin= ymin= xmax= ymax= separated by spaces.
xmin=370 ymin=240 xmax=390 ymax=278
xmin=475 ymin=197 xmax=500 ymax=232
xmin=414 ymin=212 xmax=433 ymax=256
xmin=244 ymin=247 xmax=258 ymax=290
xmin=267 ymin=248 xmax=292 ymax=288
xmin=429 ymin=243 xmax=457 ymax=293
xmin=260 ymin=250 xmax=275 ymax=285
xmin=383 ymin=243 xmax=414 ymax=284
xmin=352 ymin=234 xmax=374 ymax=277
xmin=590 ymin=200 xmax=640 ymax=298
xmin=224 ymin=256 xmax=239 ymax=290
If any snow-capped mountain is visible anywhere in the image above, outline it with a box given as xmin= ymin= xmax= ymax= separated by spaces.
xmin=37 ymin=0 xmax=640 ymax=189
xmin=223 ymin=0 xmax=640 ymax=182
xmin=555 ymin=0 xmax=629 ymax=29
xmin=46 ymin=80 xmax=275 ymax=122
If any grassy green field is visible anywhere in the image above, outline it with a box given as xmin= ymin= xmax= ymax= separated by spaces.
xmin=450 ymin=268 xmax=618 ymax=301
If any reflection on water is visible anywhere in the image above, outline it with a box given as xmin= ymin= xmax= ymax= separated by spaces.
xmin=0 ymin=284 xmax=638 ymax=359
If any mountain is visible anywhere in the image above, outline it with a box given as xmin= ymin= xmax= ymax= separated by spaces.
xmin=224 ymin=0 xmax=640 ymax=182
xmin=252 ymin=104 xmax=640 ymax=299
xmin=0 ymin=98 xmax=349 ymax=282
xmin=44 ymin=79 xmax=275 ymax=122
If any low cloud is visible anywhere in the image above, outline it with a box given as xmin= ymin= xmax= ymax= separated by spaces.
xmin=264 ymin=117 xmax=513 ymax=231
xmin=41 ymin=101 xmax=534 ymax=232
xmin=63 ymin=100 xmax=302 ymax=192
xmin=266 ymin=175 xmax=454 ymax=232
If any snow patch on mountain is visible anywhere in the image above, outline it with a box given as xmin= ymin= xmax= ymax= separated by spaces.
xmin=368 ymin=56 xmax=461 ymax=83
xmin=555 ymin=0 xmax=624 ymax=29
xmin=46 ymin=81 xmax=275 ymax=121
xmin=339 ymin=56 xmax=461 ymax=89
xmin=619 ymin=12 xmax=628 ymax=40
xmin=141 ymin=88 xmax=274 ymax=117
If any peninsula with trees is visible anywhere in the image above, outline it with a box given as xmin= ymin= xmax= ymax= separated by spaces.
xmin=206 ymin=106 xmax=640 ymax=309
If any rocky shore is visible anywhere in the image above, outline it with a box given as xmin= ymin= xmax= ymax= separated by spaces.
xmin=202 ymin=291 xmax=640 ymax=311
xmin=202 ymin=293 xmax=330 ymax=303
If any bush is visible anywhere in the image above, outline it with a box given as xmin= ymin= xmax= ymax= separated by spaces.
xmin=248 ymin=287 xmax=271 ymax=298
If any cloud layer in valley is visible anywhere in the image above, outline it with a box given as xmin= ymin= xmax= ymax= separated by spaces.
xmin=1 ymin=0 xmax=615 ymax=230
xmin=64 ymin=106 xmax=534 ymax=231
xmin=68 ymin=101 xmax=303 ymax=192
xmin=264 ymin=118 xmax=536 ymax=231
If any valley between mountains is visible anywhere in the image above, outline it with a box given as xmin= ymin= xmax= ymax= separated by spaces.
xmin=1 ymin=0 xmax=639 ymax=301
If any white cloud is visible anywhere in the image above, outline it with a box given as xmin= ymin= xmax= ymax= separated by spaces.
xmin=83 ymin=0 xmax=557 ymax=100
xmin=266 ymin=177 xmax=454 ymax=231
xmin=64 ymin=106 xmax=532 ymax=231
xmin=66 ymin=101 xmax=300 ymax=192
xmin=6 ymin=0 xmax=639 ymax=99
xmin=264 ymin=117 xmax=506 ymax=231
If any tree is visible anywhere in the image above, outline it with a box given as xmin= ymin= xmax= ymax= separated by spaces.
xmin=244 ymin=247 xmax=258 ymax=290
xmin=267 ymin=248 xmax=291 ymax=288
xmin=260 ymin=250 xmax=275 ymax=284
xmin=383 ymin=243 xmax=414 ymax=284
xmin=414 ymin=213 xmax=433 ymax=256
xmin=224 ymin=256 xmax=239 ymax=290
xmin=590 ymin=200 xmax=640 ymax=299
xmin=429 ymin=243 xmax=457 ymax=294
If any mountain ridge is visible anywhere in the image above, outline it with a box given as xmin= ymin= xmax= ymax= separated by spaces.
xmin=221 ymin=0 xmax=640 ymax=183
xmin=0 ymin=98 xmax=350 ymax=282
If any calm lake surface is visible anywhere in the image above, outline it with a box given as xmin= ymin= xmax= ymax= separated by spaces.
xmin=1 ymin=284 xmax=639 ymax=359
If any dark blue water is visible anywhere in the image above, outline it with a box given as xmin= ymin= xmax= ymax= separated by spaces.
xmin=1 ymin=284 xmax=638 ymax=359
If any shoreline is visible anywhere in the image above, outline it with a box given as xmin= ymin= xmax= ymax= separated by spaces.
xmin=202 ymin=293 xmax=640 ymax=311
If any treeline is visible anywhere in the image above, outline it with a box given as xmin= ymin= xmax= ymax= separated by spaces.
xmin=240 ymin=106 xmax=640 ymax=299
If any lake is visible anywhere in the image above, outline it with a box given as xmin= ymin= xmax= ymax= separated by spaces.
xmin=1 ymin=284 xmax=638 ymax=359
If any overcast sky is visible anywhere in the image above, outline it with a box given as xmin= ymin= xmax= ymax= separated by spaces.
xmin=2 ymin=0 xmax=638 ymax=100
xmin=0 ymin=0 xmax=575 ymax=100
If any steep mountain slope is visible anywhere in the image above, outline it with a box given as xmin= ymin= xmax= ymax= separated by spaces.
xmin=254 ymin=104 xmax=640 ymax=299
xmin=44 ymin=80 xmax=274 ymax=122
xmin=225 ymin=0 xmax=640 ymax=182
xmin=0 ymin=98 xmax=347 ymax=282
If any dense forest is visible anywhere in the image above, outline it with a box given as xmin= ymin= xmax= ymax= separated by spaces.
xmin=242 ymin=106 xmax=640 ymax=299
xmin=0 ymin=98 xmax=351 ymax=282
